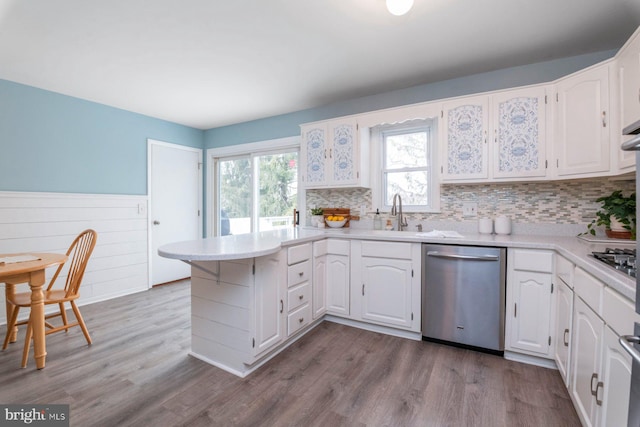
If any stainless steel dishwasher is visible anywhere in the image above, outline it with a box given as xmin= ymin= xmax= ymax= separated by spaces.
xmin=422 ymin=244 xmax=506 ymax=353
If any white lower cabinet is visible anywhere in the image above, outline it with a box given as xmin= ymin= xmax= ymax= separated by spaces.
xmin=571 ymin=296 xmax=604 ymax=427
xmin=598 ymin=326 xmax=632 ymax=427
xmin=505 ymin=249 xmax=554 ymax=357
xmin=350 ymin=241 xmax=421 ymax=332
xmin=554 ymin=278 xmax=574 ymax=386
xmin=253 ymin=253 xmax=288 ymax=355
xmin=313 ymin=239 xmax=350 ymax=317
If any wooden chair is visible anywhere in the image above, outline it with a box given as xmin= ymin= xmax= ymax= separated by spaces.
xmin=2 ymin=229 xmax=97 ymax=367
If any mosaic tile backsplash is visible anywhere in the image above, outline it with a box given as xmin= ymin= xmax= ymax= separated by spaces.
xmin=306 ymin=177 xmax=636 ymax=229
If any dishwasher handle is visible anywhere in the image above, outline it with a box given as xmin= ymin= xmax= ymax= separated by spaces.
xmin=426 ymin=251 xmax=499 ymax=261
xmin=619 ymin=335 xmax=640 ymax=364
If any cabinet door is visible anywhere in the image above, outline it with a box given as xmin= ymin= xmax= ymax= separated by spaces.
xmin=554 ymin=280 xmax=574 ymax=386
xmin=441 ymin=96 xmax=490 ymax=181
xmin=507 ymin=270 xmax=553 ymax=356
xmin=252 ymin=254 xmax=285 ymax=356
xmin=617 ymin=32 xmax=640 ymax=170
xmin=326 ymin=253 xmax=350 ymax=316
xmin=555 ymin=65 xmax=610 ymax=176
xmin=599 ymin=326 xmax=632 ymax=427
xmin=571 ymin=297 xmax=604 ymax=427
xmin=361 ymin=257 xmax=413 ymax=328
xmin=492 ymin=87 xmax=547 ymax=179
xmin=329 ymin=119 xmax=359 ymax=186
xmin=301 ymin=124 xmax=328 ymax=187
xmin=312 ymin=253 xmax=327 ymax=319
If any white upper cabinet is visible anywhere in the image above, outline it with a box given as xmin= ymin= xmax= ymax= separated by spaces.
xmin=492 ymin=87 xmax=547 ymax=179
xmin=300 ymin=118 xmax=369 ymax=189
xmin=441 ymin=95 xmax=490 ymax=181
xmin=616 ymin=26 xmax=640 ymax=171
xmin=441 ymin=87 xmax=548 ymax=183
xmin=554 ymin=63 xmax=611 ymax=177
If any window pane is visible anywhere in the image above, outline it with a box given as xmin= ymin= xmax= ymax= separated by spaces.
xmin=385 ymin=171 xmax=429 ymax=206
xmin=385 ymin=132 xmax=428 ymax=169
xmin=257 ymin=153 xmax=298 ymax=231
xmin=219 ymin=158 xmax=251 ymax=235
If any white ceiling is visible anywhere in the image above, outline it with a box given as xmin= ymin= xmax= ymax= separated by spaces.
xmin=1 ymin=0 xmax=640 ymax=130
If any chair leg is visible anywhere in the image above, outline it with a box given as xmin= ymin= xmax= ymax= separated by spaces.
xmin=71 ymin=301 xmax=92 ymax=345
xmin=2 ymin=306 xmax=20 ymax=351
xmin=21 ymin=322 xmax=32 ymax=368
xmin=59 ymin=302 xmax=69 ymax=332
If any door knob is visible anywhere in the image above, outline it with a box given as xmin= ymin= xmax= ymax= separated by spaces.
xmin=153 ymin=220 xmax=160 ymax=225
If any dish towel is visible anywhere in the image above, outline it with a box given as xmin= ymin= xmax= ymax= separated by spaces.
xmin=416 ymin=230 xmax=464 ymax=238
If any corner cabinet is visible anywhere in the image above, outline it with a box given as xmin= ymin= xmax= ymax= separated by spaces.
xmin=350 ymin=240 xmax=421 ymax=332
xmin=554 ymin=255 xmax=575 ymax=387
xmin=441 ymin=87 xmax=548 ymax=182
xmin=491 ymin=87 xmax=547 ymax=179
xmin=300 ymin=118 xmax=369 ymax=189
xmin=554 ymin=63 xmax=611 ymax=177
xmin=312 ymin=239 xmax=350 ymax=317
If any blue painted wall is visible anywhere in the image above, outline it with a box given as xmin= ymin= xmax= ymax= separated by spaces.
xmin=0 ymin=48 xmax=618 ymax=196
xmin=204 ymin=50 xmax=616 ymax=148
xmin=0 ymin=79 xmax=204 ymax=195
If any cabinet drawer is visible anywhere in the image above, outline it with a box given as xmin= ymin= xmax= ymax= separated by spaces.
xmin=603 ymin=287 xmax=640 ymax=336
xmin=288 ymin=282 xmax=311 ymax=312
xmin=288 ymin=243 xmax=312 ymax=265
xmin=574 ymin=267 xmax=604 ymax=315
xmin=361 ymin=241 xmax=412 ymax=259
xmin=287 ymin=260 xmax=311 ymax=287
xmin=287 ymin=303 xmax=312 ymax=336
xmin=512 ymin=249 xmax=553 ymax=273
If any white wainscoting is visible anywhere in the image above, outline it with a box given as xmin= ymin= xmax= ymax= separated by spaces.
xmin=0 ymin=191 xmax=149 ymax=325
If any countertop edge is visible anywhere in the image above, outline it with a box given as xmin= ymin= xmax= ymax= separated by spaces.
xmin=159 ymin=228 xmax=636 ymax=302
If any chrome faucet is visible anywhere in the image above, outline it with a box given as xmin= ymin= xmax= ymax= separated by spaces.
xmin=391 ymin=193 xmax=408 ymax=231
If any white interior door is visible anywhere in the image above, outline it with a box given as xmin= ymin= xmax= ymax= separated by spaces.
xmin=149 ymin=140 xmax=202 ymax=286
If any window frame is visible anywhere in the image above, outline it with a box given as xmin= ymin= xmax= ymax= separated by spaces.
xmin=206 ymin=136 xmax=302 ymax=237
xmin=372 ymin=119 xmax=440 ymax=213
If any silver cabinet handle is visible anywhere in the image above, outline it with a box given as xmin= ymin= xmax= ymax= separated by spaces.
xmin=590 ymin=373 xmax=599 ymax=396
xmin=426 ymin=251 xmax=499 ymax=261
xmin=622 ymin=134 xmax=640 ymax=151
xmin=280 ymin=299 xmax=283 ymax=314
xmin=563 ymin=329 xmax=569 ymax=347
xmin=299 ymin=271 xmax=304 ymax=277
xmin=362 ymin=284 xmax=365 ymax=296
xmin=298 ymin=317 xmax=304 ymax=323
xmin=602 ymin=111 xmax=607 ymax=127
xmin=595 ymin=381 xmax=604 ymax=406
xmin=299 ymin=295 xmax=303 ymax=300
xmin=619 ymin=335 xmax=640 ymax=364
xmin=153 ymin=220 xmax=160 ymax=225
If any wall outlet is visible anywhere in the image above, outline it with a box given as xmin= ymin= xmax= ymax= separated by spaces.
xmin=462 ymin=202 xmax=478 ymax=218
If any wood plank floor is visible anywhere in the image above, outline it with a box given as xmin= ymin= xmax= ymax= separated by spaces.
xmin=0 ymin=280 xmax=580 ymax=426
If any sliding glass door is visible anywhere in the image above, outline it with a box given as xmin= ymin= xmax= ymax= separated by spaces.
xmin=215 ymin=149 xmax=298 ymax=236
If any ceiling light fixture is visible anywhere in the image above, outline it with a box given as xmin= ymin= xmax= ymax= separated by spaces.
xmin=386 ymin=0 xmax=414 ymax=16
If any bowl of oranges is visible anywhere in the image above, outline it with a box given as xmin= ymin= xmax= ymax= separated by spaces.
xmin=325 ymin=215 xmax=347 ymax=228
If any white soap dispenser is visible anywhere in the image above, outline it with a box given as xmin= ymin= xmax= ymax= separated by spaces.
xmin=373 ymin=209 xmax=382 ymax=230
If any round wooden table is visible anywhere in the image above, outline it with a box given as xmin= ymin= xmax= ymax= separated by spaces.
xmin=1 ymin=253 xmax=67 ymax=369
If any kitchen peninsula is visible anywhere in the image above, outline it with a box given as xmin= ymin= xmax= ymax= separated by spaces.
xmin=159 ymin=227 xmax=637 ymax=380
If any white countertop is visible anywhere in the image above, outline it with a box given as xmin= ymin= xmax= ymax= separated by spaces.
xmin=158 ymin=227 xmax=637 ymax=302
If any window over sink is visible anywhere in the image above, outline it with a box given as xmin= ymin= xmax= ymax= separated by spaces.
xmin=372 ymin=119 xmax=440 ymax=213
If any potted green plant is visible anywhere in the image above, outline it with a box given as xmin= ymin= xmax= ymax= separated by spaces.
xmin=583 ymin=190 xmax=636 ymax=239
xmin=310 ymin=207 xmax=324 ymax=227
